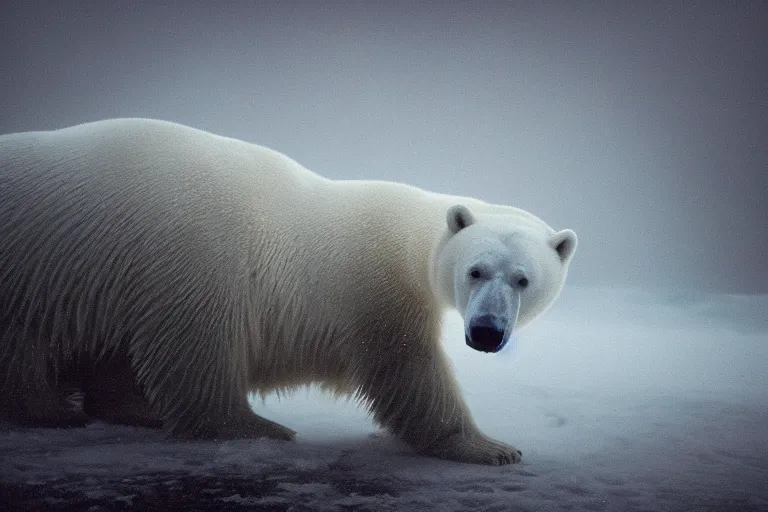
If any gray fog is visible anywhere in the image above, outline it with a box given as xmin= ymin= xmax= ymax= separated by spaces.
xmin=1 ymin=1 xmax=765 ymax=293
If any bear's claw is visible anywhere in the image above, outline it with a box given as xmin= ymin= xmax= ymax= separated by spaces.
xmin=424 ymin=432 xmax=522 ymax=466
xmin=211 ymin=414 xmax=296 ymax=441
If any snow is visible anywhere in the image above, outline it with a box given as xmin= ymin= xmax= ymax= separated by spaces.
xmin=2 ymin=286 xmax=767 ymax=511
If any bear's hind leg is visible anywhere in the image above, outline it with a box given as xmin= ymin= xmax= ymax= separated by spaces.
xmin=208 ymin=400 xmax=296 ymax=441
xmin=0 ymin=319 xmax=90 ymax=428
xmin=163 ymin=392 xmax=296 ymax=441
xmin=132 ymin=331 xmax=295 ymax=441
xmin=83 ymin=353 xmax=163 ymax=428
xmin=4 ymin=388 xmax=91 ymax=428
xmin=0 ymin=381 xmax=91 ymax=428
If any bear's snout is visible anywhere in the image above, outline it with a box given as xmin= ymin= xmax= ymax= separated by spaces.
xmin=466 ymin=315 xmax=506 ymax=353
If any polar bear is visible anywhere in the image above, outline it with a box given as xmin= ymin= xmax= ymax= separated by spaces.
xmin=0 ymin=118 xmax=576 ymax=465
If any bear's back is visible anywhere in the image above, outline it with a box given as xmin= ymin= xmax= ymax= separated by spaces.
xmin=0 ymin=119 xmax=315 ymax=329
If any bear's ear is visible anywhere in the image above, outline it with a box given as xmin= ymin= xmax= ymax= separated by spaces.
xmin=549 ymin=229 xmax=577 ymax=263
xmin=446 ymin=204 xmax=476 ymax=234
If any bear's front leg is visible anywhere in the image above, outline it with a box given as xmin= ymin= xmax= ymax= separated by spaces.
xmin=358 ymin=336 xmax=521 ymax=465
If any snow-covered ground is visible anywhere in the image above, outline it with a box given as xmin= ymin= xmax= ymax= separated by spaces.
xmin=2 ymin=286 xmax=767 ymax=511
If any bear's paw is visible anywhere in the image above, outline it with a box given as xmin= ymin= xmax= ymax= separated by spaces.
xmin=425 ymin=432 xmax=522 ymax=466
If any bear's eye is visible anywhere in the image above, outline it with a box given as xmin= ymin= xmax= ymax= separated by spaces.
xmin=517 ymin=277 xmax=529 ymax=289
xmin=469 ymin=268 xmax=483 ymax=280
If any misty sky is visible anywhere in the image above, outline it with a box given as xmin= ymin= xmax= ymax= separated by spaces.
xmin=1 ymin=1 xmax=766 ymax=293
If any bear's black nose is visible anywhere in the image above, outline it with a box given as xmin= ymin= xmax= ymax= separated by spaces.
xmin=466 ymin=315 xmax=506 ymax=353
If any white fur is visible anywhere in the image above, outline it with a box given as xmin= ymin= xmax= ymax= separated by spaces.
xmin=0 ymin=118 xmax=576 ymax=464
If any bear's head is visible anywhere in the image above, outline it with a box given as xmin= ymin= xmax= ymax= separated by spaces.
xmin=433 ymin=204 xmax=577 ymax=353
